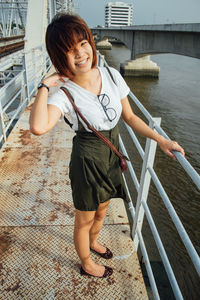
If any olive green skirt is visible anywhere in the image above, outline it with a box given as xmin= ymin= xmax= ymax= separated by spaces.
xmin=69 ymin=124 xmax=129 ymax=211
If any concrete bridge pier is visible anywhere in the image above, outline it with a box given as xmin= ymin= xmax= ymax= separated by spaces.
xmin=92 ymin=23 xmax=200 ymax=77
xmin=120 ymin=54 xmax=160 ymax=77
xmin=96 ymin=37 xmax=112 ymax=50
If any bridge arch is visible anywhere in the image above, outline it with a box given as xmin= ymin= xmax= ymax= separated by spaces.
xmin=92 ymin=24 xmax=200 ymax=60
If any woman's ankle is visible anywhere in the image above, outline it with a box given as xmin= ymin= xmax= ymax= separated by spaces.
xmin=82 ymin=259 xmax=103 ymax=270
xmin=90 ymin=240 xmax=97 ymax=248
xmin=90 ymin=240 xmax=106 ymax=252
xmin=81 ymin=258 xmax=94 ymax=269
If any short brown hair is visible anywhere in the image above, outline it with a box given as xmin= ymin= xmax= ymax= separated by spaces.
xmin=45 ymin=13 xmax=97 ymax=78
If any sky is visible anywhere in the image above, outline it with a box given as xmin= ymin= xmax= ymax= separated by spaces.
xmin=74 ymin=0 xmax=200 ymax=27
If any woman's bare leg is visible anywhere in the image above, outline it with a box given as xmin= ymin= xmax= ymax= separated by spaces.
xmin=89 ymin=200 xmax=110 ymax=253
xmin=74 ymin=209 xmax=106 ymax=276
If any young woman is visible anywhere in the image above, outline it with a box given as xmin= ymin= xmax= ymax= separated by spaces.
xmin=30 ymin=13 xmax=185 ymax=278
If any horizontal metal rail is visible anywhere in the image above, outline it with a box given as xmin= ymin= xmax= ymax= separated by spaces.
xmin=1 ymin=99 xmax=28 ymax=144
xmin=3 ymin=88 xmax=22 ymax=112
xmin=124 ymin=176 xmax=160 ymax=300
xmin=154 ymin=124 xmax=200 ymax=190
xmin=128 ymin=90 xmax=200 ymax=191
xmin=0 ymin=47 xmax=199 ymax=300
xmin=100 ymin=53 xmax=200 ymax=190
xmin=97 ymin=52 xmax=200 ymax=299
xmin=142 ymin=201 xmax=184 ymax=300
xmin=0 ymin=45 xmax=51 ymax=147
xmin=121 ymin=125 xmax=200 ymax=275
xmin=123 ymin=123 xmax=145 ymax=159
xmin=148 ymin=166 xmax=200 ymax=276
xmin=119 ymin=135 xmax=139 ymax=191
xmin=0 ymin=70 xmax=23 ymax=94
xmin=118 ymin=115 xmax=187 ymax=300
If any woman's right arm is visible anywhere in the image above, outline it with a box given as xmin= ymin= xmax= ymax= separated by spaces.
xmin=29 ymin=73 xmax=65 ymax=135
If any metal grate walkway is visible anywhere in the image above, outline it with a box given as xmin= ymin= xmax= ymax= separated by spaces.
xmin=0 ymin=96 xmax=148 ymax=299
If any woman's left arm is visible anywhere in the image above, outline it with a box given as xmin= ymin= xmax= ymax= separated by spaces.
xmin=121 ymin=97 xmax=185 ymax=159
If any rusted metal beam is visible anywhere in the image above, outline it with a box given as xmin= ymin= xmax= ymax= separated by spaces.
xmin=0 ymin=41 xmax=24 ymax=58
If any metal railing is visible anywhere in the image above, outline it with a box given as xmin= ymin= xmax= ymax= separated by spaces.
xmin=98 ymin=52 xmax=200 ymax=300
xmin=0 ymin=46 xmax=199 ymax=299
xmin=0 ymin=45 xmax=51 ymax=146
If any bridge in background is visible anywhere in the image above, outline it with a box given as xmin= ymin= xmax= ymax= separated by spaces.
xmin=92 ymin=24 xmax=200 ymax=60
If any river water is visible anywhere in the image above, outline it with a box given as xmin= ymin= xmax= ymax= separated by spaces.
xmin=100 ymin=44 xmax=200 ymax=300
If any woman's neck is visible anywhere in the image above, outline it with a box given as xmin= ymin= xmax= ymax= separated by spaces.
xmin=71 ymin=68 xmax=102 ymax=95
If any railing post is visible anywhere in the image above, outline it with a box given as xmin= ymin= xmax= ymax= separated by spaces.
xmin=97 ymin=51 xmax=105 ymax=67
xmin=0 ymin=102 xmax=7 ymax=144
xmin=132 ymin=117 xmax=161 ymax=250
xmin=42 ymin=44 xmax=47 ymax=75
xmin=97 ymin=50 xmax=100 ymax=66
xmin=48 ymin=0 xmax=56 ymax=20
xmin=32 ymin=48 xmax=37 ymax=92
xmin=22 ymin=54 xmax=30 ymax=103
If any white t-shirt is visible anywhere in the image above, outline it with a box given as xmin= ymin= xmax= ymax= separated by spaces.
xmin=47 ymin=67 xmax=130 ymax=131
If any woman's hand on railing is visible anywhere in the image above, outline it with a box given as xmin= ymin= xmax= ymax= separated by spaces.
xmin=157 ymin=136 xmax=185 ymax=159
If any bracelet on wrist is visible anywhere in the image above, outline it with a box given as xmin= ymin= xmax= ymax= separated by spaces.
xmin=38 ymin=82 xmax=49 ymax=92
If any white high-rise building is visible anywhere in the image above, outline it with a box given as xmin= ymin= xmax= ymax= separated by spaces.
xmin=56 ymin=0 xmax=74 ymax=14
xmin=105 ymin=2 xmax=133 ymax=27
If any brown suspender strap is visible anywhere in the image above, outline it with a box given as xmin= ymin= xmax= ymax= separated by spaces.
xmin=60 ymin=86 xmax=129 ymax=164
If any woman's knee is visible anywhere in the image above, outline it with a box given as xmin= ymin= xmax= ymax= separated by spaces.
xmin=95 ymin=200 xmax=110 ymax=221
xmin=74 ymin=209 xmax=96 ymax=230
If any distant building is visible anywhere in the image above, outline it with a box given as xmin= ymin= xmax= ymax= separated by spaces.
xmin=105 ymin=2 xmax=133 ymax=27
xmin=56 ymin=0 xmax=74 ymax=14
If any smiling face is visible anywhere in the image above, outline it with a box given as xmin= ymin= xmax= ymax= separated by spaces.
xmin=66 ymin=40 xmax=93 ymax=77
xmin=45 ymin=13 xmax=97 ymax=78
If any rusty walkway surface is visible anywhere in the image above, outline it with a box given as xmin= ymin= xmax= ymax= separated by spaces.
xmin=0 ymin=97 xmax=148 ymax=299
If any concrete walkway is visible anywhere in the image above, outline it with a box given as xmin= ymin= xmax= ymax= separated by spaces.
xmin=0 ymin=97 xmax=148 ymax=299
